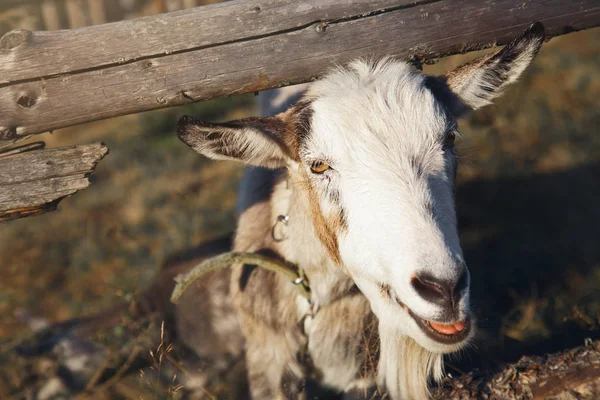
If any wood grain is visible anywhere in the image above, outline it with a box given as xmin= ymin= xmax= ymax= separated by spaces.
xmin=0 ymin=0 xmax=409 ymax=82
xmin=433 ymin=340 xmax=600 ymax=399
xmin=0 ymin=0 xmax=598 ymax=139
xmin=0 ymin=143 xmax=108 ymax=222
xmin=40 ymin=0 xmax=61 ymax=31
xmin=87 ymin=0 xmax=107 ymax=26
xmin=65 ymin=0 xmax=87 ymax=29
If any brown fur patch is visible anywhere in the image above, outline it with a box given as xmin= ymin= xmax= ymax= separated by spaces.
xmin=327 ymin=207 xmax=348 ymax=234
xmin=379 ymin=283 xmax=392 ymax=299
xmin=444 ymin=52 xmax=494 ymax=90
xmin=301 ymin=169 xmax=345 ymax=265
xmin=278 ymin=100 xmax=313 ymax=161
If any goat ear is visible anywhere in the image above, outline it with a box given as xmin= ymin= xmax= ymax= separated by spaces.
xmin=441 ymin=22 xmax=545 ymax=116
xmin=176 ymin=114 xmax=297 ymax=169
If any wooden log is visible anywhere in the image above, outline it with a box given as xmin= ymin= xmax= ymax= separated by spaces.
xmin=0 ymin=0 xmax=599 ymax=140
xmin=65 ymin=0 xmax=87 ymax=28
xmin=166 ymin=0 xmax=183 ymax=13
xmin=0 ymin=142 xmax=108 ymax=222
xmin=0 ymin=141 xmax=45 ymax=156
xmin=87 ymin=0 xmax=107 ymax=26
xmin=147 ymin=0 xmax=167 ymax=14
xmin=433 ymin=339 xmax=600 ymax=399
xmin=0 ymin=0 xmax=47 ymax=7
xmin=1 ymin=0 xmax=409 ymax=83
xmin=40 ymin=0 xmax=61 ymax=31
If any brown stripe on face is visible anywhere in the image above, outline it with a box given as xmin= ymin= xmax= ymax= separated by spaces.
xmin=301 ymin=169 xmax=347 ymax=265
xmin=379 ymin=283 xmax=392 ymax=299
xmin=278 ymin=100 xmax=313 ymax=162
xmin=327 ymin=206 xmax=348 ymax=235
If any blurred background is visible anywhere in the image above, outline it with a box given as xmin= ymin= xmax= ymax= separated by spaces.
xmin=0 ymin=0 xmax=221 ymax=32
xmin=0 ymin=0 xmax=599 ymax=398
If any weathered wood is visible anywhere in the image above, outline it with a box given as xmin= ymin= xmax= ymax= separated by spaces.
xmin=87 ymin=0 xmax=107 ymax=26
xmin=65 ymin=0 xmax=87 ymax=29
xmin=0 ymin=0 xmax=47 ymax=8
xmin=434 ymin=339 xmax=600 ymax=399
xmin=40 ymin=0 xmax=61 ymax=31
xmin=1 ymin=0 xmax=598 ymax=140
xmin=148 ymin=0 xmax=168 ymax=14
xmin=0 ymin=0 xmax=410 ymax=83
xmin=0 ymin=141 xmax=45 ymax=157
xmin=166 ymin=0 xmax=182 ymax=13
xmin=0 ymin=143 xmax=108 ymax=222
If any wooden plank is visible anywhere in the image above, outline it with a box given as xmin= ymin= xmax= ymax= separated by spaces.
xmin=0 ymin=142 xmax=108 ymax=222
xmin=0 ymin=0 xmax=413 ymax=83
xmin=40 ymin=0 xmax=62 ymax=31
xmin=65 ymin=0 xmax=87 ymax=28
xmin=166 ymin=0 xmax=183 ymax=13
xmin=0 ymin=141 xmax=45 ymax=157
xmin=0 ymin=0 xmax=599 ymax=140
xmin=182 ymin=0 xmax=196 ymax=8
xmin=87 ymin=0 xmax=107 ymax=26
xmin=148 ymin=0 xmax=168 ymax=14
xmin=0 ymin=0 xmax=46 ymax=8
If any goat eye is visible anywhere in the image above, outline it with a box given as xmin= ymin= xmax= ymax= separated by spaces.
xmin=445 ymin=131 xmax=456 ymax=148
xmin=310 ymin=161 xmax=330 ymax=174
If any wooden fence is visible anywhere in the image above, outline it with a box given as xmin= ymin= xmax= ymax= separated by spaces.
xmin=0 ymin=0 xmax=599 ymax=221
xmin=0 ymin=0 xmax=211 ymax=33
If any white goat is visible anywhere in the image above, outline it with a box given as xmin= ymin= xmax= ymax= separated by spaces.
xmin=175 ymin=22 xmax=545 ymax=399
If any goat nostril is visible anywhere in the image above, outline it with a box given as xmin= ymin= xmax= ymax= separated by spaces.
xmin=411 ymin=269 xmax=470 ymax=311
xmin=411 ymin=273 xmax=452 ymax=307
xmin=453 ymin=269 xmax=469 ymax=300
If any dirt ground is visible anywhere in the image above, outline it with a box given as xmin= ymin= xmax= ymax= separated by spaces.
xmin=0 ymin=27 xmax=598 ymax=398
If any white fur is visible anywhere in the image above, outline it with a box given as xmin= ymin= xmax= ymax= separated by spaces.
xmin=378 ymin=323 xmax=444 ymax=400
xmin=305 ymin=59 xmax=469 ymax=335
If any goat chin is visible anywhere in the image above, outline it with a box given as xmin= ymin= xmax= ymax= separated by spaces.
xmin=377 ymin=323 xmax=444 ymax=400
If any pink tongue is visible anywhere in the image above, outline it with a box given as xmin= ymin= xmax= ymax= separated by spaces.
xmin=429 ymin=320 xmax=465 ymax=335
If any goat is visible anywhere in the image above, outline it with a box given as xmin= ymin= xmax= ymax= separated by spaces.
xmin=173 ymin=22 xmax=546 ymax=400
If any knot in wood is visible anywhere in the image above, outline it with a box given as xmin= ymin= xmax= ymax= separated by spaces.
xmin=316 ymin=23 xmax=329 ymax=33
xmin=0 ymin=127 xmax=18 ymax=140
xmin=17 ymin=95 xmax=37 ymax=108
xmin=0 ymin=29 xmax=32 ymax=51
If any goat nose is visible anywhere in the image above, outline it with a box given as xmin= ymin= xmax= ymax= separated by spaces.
xmin=411 ymin=269 xmax=469 ymax=310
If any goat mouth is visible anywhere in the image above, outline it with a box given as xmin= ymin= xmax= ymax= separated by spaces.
xmin=395 ymin=296 xmax=471 ymax=345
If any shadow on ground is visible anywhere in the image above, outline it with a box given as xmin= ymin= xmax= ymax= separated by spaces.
xmin=456 ymin=161 xmax=600 ymax=374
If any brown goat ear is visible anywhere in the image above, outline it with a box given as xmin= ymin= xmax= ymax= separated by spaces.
xmin=440 ymin=22 xmax=545 ymax=117
xmin=176 ymin=115 xmax=293 ymax=169
xmin=176 ymin=100 xmax=312 ymax=168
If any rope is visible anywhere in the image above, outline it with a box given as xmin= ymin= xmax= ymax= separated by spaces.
xmin=170 ymin=252 xmax=311 ymax=303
